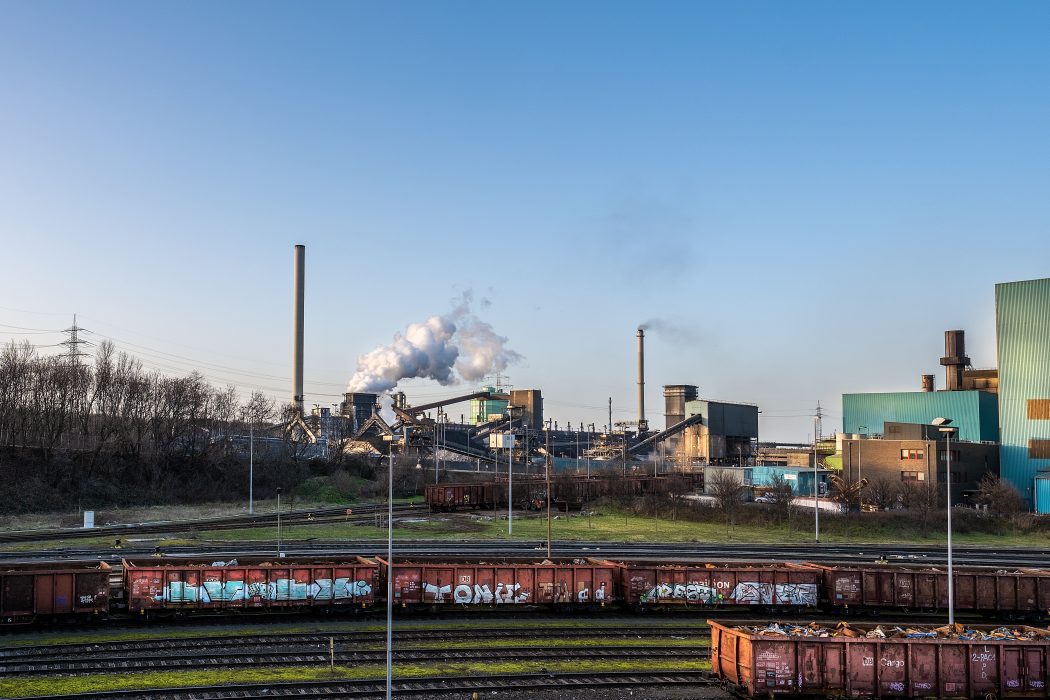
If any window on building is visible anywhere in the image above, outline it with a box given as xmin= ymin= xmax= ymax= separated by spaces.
xmin=938 ymin=450 xmax=961 ymax=463
xmin=1029 ymin=439 xmax=1050 ymax=459
xmin=1027 ymin=399 xmax=1050 ymax=420
xmin=901 ymin=471 xmax=925 ymax=481
xmin=900 ymin=449 xmax=925 ymax=460
xmin=937 ymin=470 xmax=964 ymax=483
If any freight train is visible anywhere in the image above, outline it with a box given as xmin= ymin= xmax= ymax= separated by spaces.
xmin=425 ymin=475 xmax=699 ymax=512
xmin=2 ymin=556 xmax=1049 ymax=625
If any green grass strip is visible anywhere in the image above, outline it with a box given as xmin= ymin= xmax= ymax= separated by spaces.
xmin=0 ymin=659 xmax=711 ymax=698
xmin=0 ymin=618 xmax=710 ymax=649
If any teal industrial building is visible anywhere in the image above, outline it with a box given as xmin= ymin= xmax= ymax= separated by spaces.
xmin=841 ymin=276 xmax=1050 ymax=513
xmin=842 ymin=391 xmax=998 ymax=444
xmin=996 ymin=278 xmax=1050 ymax=512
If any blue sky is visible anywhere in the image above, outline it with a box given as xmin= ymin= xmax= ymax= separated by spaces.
xmin=1 ymin=2 xmax=1048 ymax=441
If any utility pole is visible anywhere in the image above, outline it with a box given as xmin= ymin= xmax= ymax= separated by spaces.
xmin=61 ymin=315 xmax=89 ymax=366
xmin=545 ymin=427 xmax=552 ymax=559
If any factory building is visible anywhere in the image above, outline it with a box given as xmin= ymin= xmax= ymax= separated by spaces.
xmin=842 ymin=389 xmax=999 ymax=444
xmin=841 ymin=422 xmax=999 ymax=503
xmin=340 ymin=392 xmax=379 ymax=432
xmin=509 ymin=389 xmax=543 ymax=430
xmin=996 ymin=278 xmax=1050 ymax=512
xmin=677 ymin=399 xmax=759 ymax=465
xmin=469 ymin=388 xmax=509 ymax=425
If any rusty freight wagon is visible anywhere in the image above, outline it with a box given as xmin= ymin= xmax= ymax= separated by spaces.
xmin=123 ymin=557 xmax=378 ymax=615
xmin=710 ymin=619 xmax=1050 ymax=698
xmin=0 ymin=562 xmax=110 ymax=624
xmin=620 ymin=562 xmax=819 ymax=609
xmin=382 ymin=558 xmax=618 ymax=607
xmin=808 ymin=563 xmax=1050 ymax=616
xmin=425 ymin=482 xmax=499 ymax=512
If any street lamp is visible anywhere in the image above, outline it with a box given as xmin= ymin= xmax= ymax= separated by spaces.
xmin=813 ymin=415 xmax=820 ymax=543
xmin=932 ymin=417 xmax=956 ymax=626
xmin=508 ymin=408 xmax=514 ymax=536
xmin=249 ymin=421 xmax=254 ymax=515
xmin=385 ymin=426 xmax=398 ymax=700
xmin=276 ymin=487 xmax=282 ymax=557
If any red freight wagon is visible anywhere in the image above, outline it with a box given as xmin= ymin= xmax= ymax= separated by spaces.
xmin=0 ymin=562 xmax=110 ymax=624
xmin=123 ymin=557 xmax=378 ymax=614
xmin=383 ymin=558 xmax=617 ymax=607
xmin=620 ymin=562 xmax=819 ymax=609
xmin=808 ymin=563 xmax=1050 ymax=614
xmin=425 ymin=483 xmax=498 ymax=512
xmin=710 ymin=619 xmax=1050 ymax=698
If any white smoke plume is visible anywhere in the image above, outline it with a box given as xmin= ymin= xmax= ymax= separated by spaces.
xmin=347 ymin=293 xmax=522 ymax=394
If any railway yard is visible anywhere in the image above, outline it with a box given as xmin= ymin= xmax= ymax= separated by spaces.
xmin=3 ymin=502 xmax=1050 ymax=698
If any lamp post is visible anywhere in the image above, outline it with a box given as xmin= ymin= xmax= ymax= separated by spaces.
xmin=249 ymin=422 xmax=254 ymax=515
xmin=932 ymin=417 xmax=956 ymax=626
xmin=385 ymin=427 xmax=397 ymax=700
xmin=813 ymin=415 xmax=820 ymax=543
xmin=508 ymin=408 xmax=514 ymax=536
xmin=276 ymin=487 xmax=282 ymax=557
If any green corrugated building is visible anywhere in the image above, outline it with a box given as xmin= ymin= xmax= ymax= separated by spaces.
xmin=842 ymin=391 xmax=999 ymax=444
xmin=996 ymin=278 xmax=1050 ymax=512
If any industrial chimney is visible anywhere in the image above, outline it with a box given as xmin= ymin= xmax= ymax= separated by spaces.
xmin=921 ymin=374 xmax=935 ymax=392
xmin=293 ymin=244 xmax=305 ymax=415
xmin=637 ymin=328 xmax=647 ymax=432
xmin=940 ymin=330 xmax=970 ymax=391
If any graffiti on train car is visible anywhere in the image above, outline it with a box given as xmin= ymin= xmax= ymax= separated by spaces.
xmin=152 ymin=577 xmax=373 ymax=603
xmin=422 ymin=580 xmax=531 ymax=603
xmin=639 ymin=580 xmax=817 ymax=606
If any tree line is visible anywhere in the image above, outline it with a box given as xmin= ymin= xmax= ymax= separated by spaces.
xmin=0 ymin=340 xmax=309 ymax=513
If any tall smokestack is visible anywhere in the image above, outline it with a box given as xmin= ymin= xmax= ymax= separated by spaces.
xmin=940 ymin=329 xmax=969 ymax=391
xmin=293 ymin=244 xmax=305 ymax=414
xmin=637 ymin=328 xmax=647 ymax=431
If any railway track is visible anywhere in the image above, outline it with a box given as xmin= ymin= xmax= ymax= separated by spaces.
xmin=2 ymin=623 xmax=711 ymax=682
xmin=0 ymin=503 xmax=420 ymax=544
xmin=4 ymin=540 xmax=1048 ymax=567
xmin=18 ymin=670 xmax=719 ymax=699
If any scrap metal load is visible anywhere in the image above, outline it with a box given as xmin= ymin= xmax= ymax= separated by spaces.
xmin=735 ymin=621 xmax=1045 ymax=641
xmin=710 ymin=619 xmax=1050 ymax=698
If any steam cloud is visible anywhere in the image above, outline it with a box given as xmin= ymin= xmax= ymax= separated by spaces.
xmin=639 ymin=318 xmax=700 ymax=345
xmin=347 ymin=293 xmax=522 ymax=394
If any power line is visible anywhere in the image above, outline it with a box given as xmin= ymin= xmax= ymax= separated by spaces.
xmin=60 ymin=315 xmax=90 ymax=367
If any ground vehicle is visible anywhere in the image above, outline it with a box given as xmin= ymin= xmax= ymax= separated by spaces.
xmin=809 ymin=562 xmax=1050 ymax=615
xmin=710 ymin=619 xmax=1050 ymax=698
xmin=123 ymin=557 xmax=378 ymax=615
xmin=620 ymin=562 xmax=819 ymax=609
xmin=382 ymin=557 xmax=617 ymax=607
xmin=0 ymin=562 xmax=110 ymax=624
xmin=4 ymin=556 xmax=1050 ymax=625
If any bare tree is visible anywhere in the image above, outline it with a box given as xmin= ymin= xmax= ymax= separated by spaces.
xmin=708 ymin=470 xmax=747 ymax=536
xmin=900 ymin=480 xmax=939 ymax=536
xmin=829 ymin=475 xmax=867 ymax=514
xmin=865 ymin=477 xmax=899 ymax=511
xmin=975 ymin=475 xmax=1026 ymax=518
xmin=665 ymin=472 xmax=693 ymax=521
xmin=766 ymin=473 xmax=795 ymax=526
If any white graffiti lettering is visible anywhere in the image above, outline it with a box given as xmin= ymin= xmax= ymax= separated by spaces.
xmin=638 ymin=580 xmax=817 ymax=606
xmin=153 ymin=577 xmax=372 ymax=603
xmin=433 ymin=580 xmax=529 ymax=604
